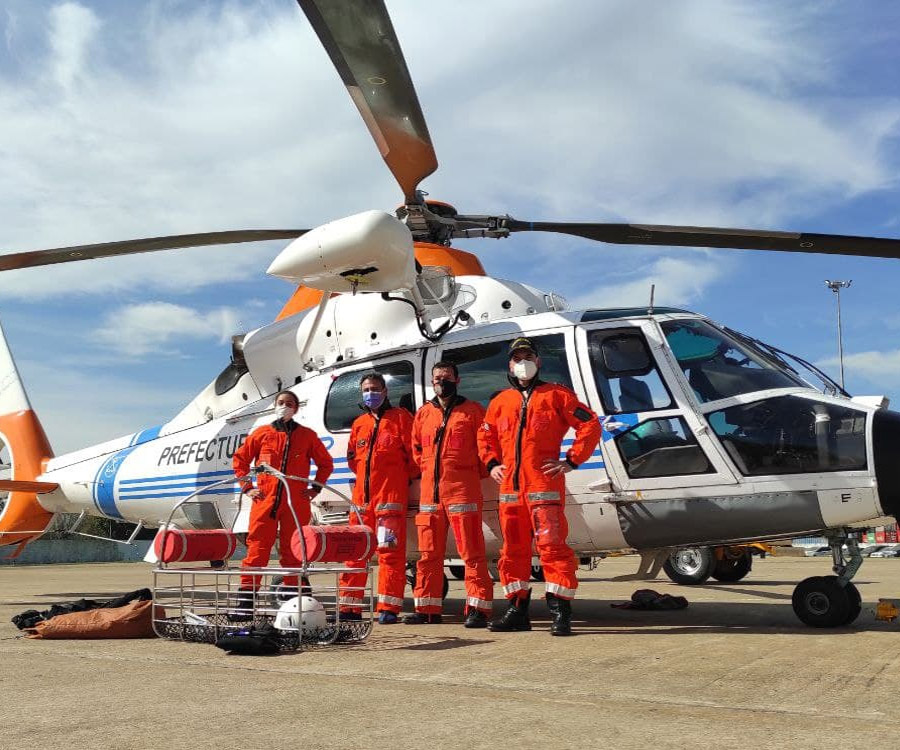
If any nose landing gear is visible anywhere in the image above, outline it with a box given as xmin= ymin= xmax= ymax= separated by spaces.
xmin=792 ymin=530 xmax=863 ymax=628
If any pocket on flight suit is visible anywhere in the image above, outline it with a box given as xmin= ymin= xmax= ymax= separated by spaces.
xmin=415 ymin=512 xmax=439 ymax=553
xmin=376 ymin=515 xmax=404 ymax=551
xmin=531 ymin=503 xmax=566 ymax=548
xmin=450 ymin=511 xmax=485 ymax=559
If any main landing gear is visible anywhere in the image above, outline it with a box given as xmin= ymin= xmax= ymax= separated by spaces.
xmin=792 ymin=529 xmax=863 ymax=628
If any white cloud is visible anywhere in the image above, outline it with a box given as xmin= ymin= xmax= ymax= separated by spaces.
xmin=14 ymin=357 xmax=187 ymax=454
xmin=47 ymin=2 xmax=100 ymax=91
xmin=568 ymin=251 xmax=731 ymax=310
xmin=819 ymin=349 xmax=900 ymax=391
xmin=0 ymin=0 xmax=898 ymax=305
xmin=94 ymin=301 xmax=242 ymax=357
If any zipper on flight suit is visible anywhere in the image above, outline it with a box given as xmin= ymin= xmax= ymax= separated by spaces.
xmin=270 ymin=425 xmax=294 ymax=519
xmin=513 ymin=391 xmax=532 ymax=492
xmin=363 ymin=412 xmax=382 ymax=505
xmin=432 ymin=397 xmax=458 ymax=504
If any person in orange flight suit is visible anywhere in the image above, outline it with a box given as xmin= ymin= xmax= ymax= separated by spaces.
xmin=232 ymin=390 xmax=334 ymax=614
xmin=338 ymin=372 xmax=416 ymax=624
xmin=404 ymin=361 xmax=492 ymax=628
xmin=478 ymin=337 xmax=601 ymax=636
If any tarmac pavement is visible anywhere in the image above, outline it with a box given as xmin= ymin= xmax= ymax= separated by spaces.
xmin=1 ymin=555 xmax=899 ymax=750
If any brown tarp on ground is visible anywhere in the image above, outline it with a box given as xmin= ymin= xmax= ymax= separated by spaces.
xmin=25 ymin=599 xmax=159 ymax=639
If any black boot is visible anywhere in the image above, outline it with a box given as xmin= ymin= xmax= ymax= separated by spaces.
xmin=487 ymin=592 xmax=531 ymax=632
xmin=226 ymin=589 xmax=254 ymax=622
xmin=402 ymin=612 xmax=443 ymax=625
xmin=463 ymin=609 xmax=488 ymax=629
xmin=546 ymin=593 xmax=572 ymax=636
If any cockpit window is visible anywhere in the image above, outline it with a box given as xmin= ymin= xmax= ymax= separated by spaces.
xmin=587 ymin=329 xmax=673 ymax=414
xmin=615 ymin=416 xmax=713 ymax=478
xmin=661 ymin=319 xmax=804 ymax=403
xmin=708 ymin=395 xmax=867 ymax=475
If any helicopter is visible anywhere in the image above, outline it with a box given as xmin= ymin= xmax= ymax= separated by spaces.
xmin=2 ymin=0 xmax=900 ymax=629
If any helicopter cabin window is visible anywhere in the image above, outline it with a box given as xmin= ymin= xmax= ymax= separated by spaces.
xmin=324 ymin=360 xmax=415 ymax=432
xmin=661 ymin=319 xmax=804 ymax=403
xmin=441 ymin=333 xmax=572 ymax=407
xmin=708 ymin=396 xmax=867 ymax=476
xmin=615 ymin=417 xmax=713 ymax=478
xmin=587 ymin=329 xmax=672 ymax=414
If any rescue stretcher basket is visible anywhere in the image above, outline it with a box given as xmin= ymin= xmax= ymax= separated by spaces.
xmin=152 ymin=466 xmax=374 ymax=652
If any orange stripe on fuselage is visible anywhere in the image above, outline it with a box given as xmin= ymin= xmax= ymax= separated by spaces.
xmin=275 ymin=243 xmax=486 ymax=320
xmin=0 ymin=410 xmax=55 ymax=546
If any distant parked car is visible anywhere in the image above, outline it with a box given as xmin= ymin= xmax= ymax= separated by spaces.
xmin=805 ymin=545 xmax=831 ymax=557
xmin=861 ymin=545 xmax=890 ymax=557
xmin=870 ymin=544 xmax=900 ymax=558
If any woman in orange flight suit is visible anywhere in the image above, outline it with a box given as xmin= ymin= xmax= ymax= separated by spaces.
xmin=233 ymin=390 xmax=334 ymax=593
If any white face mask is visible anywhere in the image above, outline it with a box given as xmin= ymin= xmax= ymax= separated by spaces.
xmin=512 ymin=359 xmax=538 ymax=380
xmin=274 ymin=404 xmax=296 ymax=420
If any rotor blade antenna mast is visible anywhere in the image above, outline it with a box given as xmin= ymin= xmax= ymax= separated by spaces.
xmin=296 ymin=0 xmax=438 ymax=203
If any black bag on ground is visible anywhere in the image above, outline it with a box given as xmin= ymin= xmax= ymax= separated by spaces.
xmin=610 ymin=588 xmax=689 ymax=610
xmin=11 ymin=588 xmax=152 ymax=630
xmin=215 ymin=624 xmax=282 ymax=655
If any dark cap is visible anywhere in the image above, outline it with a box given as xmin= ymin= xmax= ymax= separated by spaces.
xmin=508 ymin=337 xmax=538 ymax=356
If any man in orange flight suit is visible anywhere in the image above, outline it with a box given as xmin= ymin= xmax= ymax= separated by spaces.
xmin=232 ymin=390 xmax=334 ymax=609
xmin=478 ymin=337 xmax=601 ymax=636
xmin=338 ymin=372 xmax=416 ymax=624
xmin=404 ymin=361 xmax=492 ymax=628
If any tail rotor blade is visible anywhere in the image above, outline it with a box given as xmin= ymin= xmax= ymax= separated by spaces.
xmin=297 ymin=0 xmax=437 ymax=202
xmin=0 ymin=230 xmax=308 ymax=272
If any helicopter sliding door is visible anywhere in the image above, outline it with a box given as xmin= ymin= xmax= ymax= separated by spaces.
xmin=575 ymin=320 xmax=738 ymax=491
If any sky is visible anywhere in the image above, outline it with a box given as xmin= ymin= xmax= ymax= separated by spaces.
xmin=1 ymin=0 xmax=899 ymax=455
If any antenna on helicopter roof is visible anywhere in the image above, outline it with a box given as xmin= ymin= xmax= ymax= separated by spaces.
xmin=648 ymin=284 xmax=655 ymax=315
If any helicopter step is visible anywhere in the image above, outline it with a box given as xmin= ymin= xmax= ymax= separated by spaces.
xmin=791 ymin=528 xmax=863 ymax=628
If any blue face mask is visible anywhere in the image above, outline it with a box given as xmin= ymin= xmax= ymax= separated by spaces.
xmin=362 ymin=390 xmax=385 ymax=410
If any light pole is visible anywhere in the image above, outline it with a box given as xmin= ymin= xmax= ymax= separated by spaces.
xmin=825 ymin=280 xmax=852 ymax=389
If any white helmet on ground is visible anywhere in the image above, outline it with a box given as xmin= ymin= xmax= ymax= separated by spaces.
xmin=274 ymin=595 xmax=327 ymax=631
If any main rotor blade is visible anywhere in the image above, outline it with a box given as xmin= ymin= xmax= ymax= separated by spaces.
xmin=297 ymin=0 xmax=437 ymax=202
xmin=506 ymin=220 xmax=900 ymax=259
xmin=0 ymin=230 xmax=308 ymax=272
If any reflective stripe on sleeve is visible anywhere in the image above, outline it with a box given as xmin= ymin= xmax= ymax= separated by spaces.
xmin=414 ymin=597 xmax=443 ymax=608
xmin=498 ymin=493 xmax=519 ymax=503
xmin=466 ymin=596 xmax=492 ymax=611
xmin=376 ymin=502 xmax=404 ymax=512
xmin=378 ymin=594 xmax=405 ymax=607
xmin=545 ymin=582 xmax=577 ymax=599
xmin=418 ymin=504 xmax=440 ymax=513
xmin=502 ymin=580 xmax=531 ymax=596
xmin=447 ymin=503 xmax=479 ymax=514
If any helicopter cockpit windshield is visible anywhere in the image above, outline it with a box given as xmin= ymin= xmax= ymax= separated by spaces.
xmin=656 ymin=318 xmax=867 ymax=477
xmin=660 ymin=319 xmax=807 ymax=403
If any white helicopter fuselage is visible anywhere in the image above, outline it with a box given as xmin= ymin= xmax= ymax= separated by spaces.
xmin=32 ymin=272 xmax=891 ymax=558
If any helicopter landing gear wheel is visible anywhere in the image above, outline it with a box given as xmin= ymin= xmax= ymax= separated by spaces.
xmin=448 ymin=565 xmax=465 ymax=580
xmin=792 ymin=576 xmax=860 ymax=627
xmin=792 ymin=529 xmax=864 ymax=627
xmin=530 ymin=565 xmax=545 ymax=582
xmin=663 ymin=547 xmax=713 ymax=585
xmin=711 ymin=549 xmax=753 ymax=582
